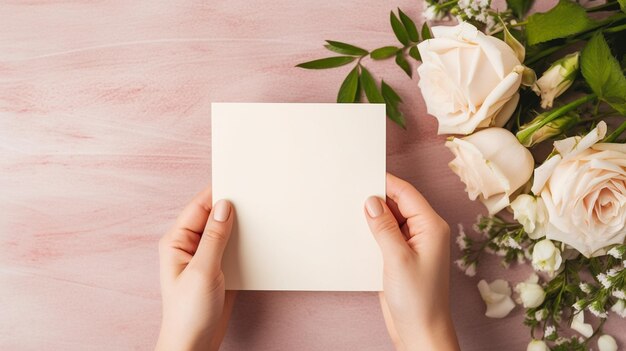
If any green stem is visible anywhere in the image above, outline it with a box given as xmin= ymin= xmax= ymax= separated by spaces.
xmin=605 ymin=22 xmax=626 ymax=34
xmin=580 ymin=113 xmax=623 ymax=123
xmin=554 ymin=268 xmax=568 ymax=318
xmin=516 ymin=94 xmax=597 ymax=142
xmin=604 ymin=120 xmax=626 ymax=142
xmin=437 ymin=0 xmax=458 ymax=9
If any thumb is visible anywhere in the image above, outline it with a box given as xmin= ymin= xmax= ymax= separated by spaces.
xmin=364 ymin=196 xmax=411 ymax=260
xmin=189 ymin=199 xmax=234 ymax=276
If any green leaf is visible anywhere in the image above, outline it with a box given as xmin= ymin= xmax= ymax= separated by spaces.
xmin=381 ymin=80 xmax=406 ymax=128
xmin=421 ymin=22 xmax=432 ymax=41
xmin=521 ymin=66 xmax=537 ymax=87
xmin=390 ymin=11 xmax=410 ymax=46
xmin=355 ymin=77 xmax=363 ymax=103
xmin=506 ymin=0 xmax=534 ymax=19
xmin=386 ymin=102 xmax=407 ymax=129
xmin=581 ymin=32 xmax=626 ymax=115
xmin=359 ymin=66 xmax=384 ymax=103
xmin=525 ymin=0 xmax=594 ymax=46
xmin=620 ymin=0 xmax=626 ymax=13
xmin=381 ymin=80 xmax=403 ymax=104
xmin=337 ymin=66 xmax=360 ymax=103
xmin=398 ymin=8 xmax=419 ymax=42
xmin=295 ymin=56 xmax=357 ymax=69
xmin=501 ymin=19 xmax=525 ymax=62
xmin=395 ymin=52 xmax=412 ymax=78
xmin=370 ymin=46 xmax=400 ymax=60
xmin=324 ymin=40 xmax=368 ymax=56
xmin=409 ymin=46 xmax=421 ymax=61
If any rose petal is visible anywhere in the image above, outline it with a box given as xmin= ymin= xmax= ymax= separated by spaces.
xmin=571 ymin=312 xmax=593 ymax=338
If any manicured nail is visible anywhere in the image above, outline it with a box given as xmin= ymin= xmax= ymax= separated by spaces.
xmin=213 ymin=200 xmax=231 ymax=222
xmin=365 ymin=196 xmax=383 ymax=218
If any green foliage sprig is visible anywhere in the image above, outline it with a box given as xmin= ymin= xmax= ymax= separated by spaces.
xmin=296 ymin=8 xmax=433 ymax=129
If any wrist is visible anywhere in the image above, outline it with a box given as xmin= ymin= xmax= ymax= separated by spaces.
xmin=397 ymin=315 xmax=459 ymax=351
xmin=155 ymin=328 xmax=216 ymax=351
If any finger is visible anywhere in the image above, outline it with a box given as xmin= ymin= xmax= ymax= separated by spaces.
xmin=189 ymin=199 xmax=234 ymax=276
xmin=175 ymin=186 xmax=213 ymax=235
xmin=385 ymin=196 xmax=406 ymax=226
xmin=159 ymin=186 xmax=213 ymax=284
xmin=364 ymin=196 xmax=411 ymax=259
xmin=387 ymin=198 xmax=412 ymax=239
xmin=386 ymin=173 xmax=437 ymax=220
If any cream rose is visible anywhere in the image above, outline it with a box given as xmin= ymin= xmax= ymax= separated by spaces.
xmin=417 ymin=22 xmax=524 ymax=135
xmin=532 ymin=121 xmax=626 ymax=257
xmin=446 ymin=128 xmax=534 ymax=215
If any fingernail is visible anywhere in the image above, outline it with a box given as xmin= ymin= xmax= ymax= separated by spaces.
xmin=213 ymin=200 xmax=231 ymax=222
xmin=365 ymin=196 xmax=383 ymax=218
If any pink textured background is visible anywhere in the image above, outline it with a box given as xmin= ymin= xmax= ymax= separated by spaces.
xmin=1 ymin=0 xmax=623 ymax=350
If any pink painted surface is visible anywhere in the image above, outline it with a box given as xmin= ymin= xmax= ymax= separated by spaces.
xmin=1 ymin=1 xmax=623 ymax=350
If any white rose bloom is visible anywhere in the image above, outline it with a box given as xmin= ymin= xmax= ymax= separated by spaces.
xmin=531 ymin=239 xmax=562 ymax=276
xmin=515 ymin=273 xmax=546 ymax=308
xmin=571 ymin=311 xmax=593 ymax=338
xmin=598 ymin=334 xmax=618 ymax=351
xmin=532 ymin=52 xmax=579 ymax=109
xmin=477 ymin=279 xmax=516 ymax=318
xmin=611 ymin=299 xmax=626 ymax=318
xmin=417 ymin=22 xmax=523 ymax=135
xmin=446 ymin=128 xmax=534 ymax=215
xmin=532 ymin=121 xmax=626 ymax=257
xmin=527 ymin=339 xmax=549 ymax=351
xmin=511 ymin=195 xmax=549 ymax=239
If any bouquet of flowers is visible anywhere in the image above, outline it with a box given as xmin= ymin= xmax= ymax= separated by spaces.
xmin=297 ymin=1 xmax=626 ymax=349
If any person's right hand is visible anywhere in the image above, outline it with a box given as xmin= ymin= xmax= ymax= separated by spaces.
xmin=364 ymin=173 xmax=460 ymax=351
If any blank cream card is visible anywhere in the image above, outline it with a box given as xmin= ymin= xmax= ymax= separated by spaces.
xmin=211 ymin=103 xmax=385 ymax=291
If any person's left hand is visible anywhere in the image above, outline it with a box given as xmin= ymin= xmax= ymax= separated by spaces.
xmin=156 ymin=186 xmax=235 ymax=351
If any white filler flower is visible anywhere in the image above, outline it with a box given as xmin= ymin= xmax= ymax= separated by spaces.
xmin=477 ymin=279 xmax=516 ymax=318
xmin=598 ymin=334 xmax=618 ymax=351
xmin=511 ymin=194 xmax=549 ymax=239
xmin=527 ymin=339 xmax=549 ymax=351
xmin=515 ymin=273 xmax=546 ymax=308
xmin=531 ymin=239 xmax=562 ymax=276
